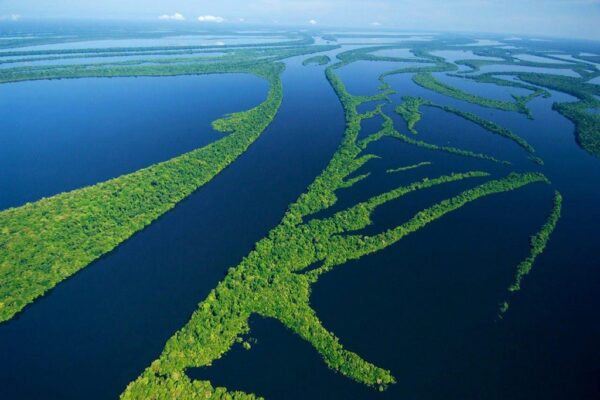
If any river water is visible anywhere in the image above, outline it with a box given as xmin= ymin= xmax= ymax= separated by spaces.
xmin=0 ymin=44 xmax=599 ymax=400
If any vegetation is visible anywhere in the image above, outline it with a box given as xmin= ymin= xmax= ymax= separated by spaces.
xmin=336 ymin=45 xmax=433 ymax=65
xmin=0 ymin=48 xmax=227 ymax=66
xmin=514 ymin=73 xmax=600 ymax=157
xmin=0 ymin=45 xmax=338 ymax=85
xmin=500 ymin=191 xmax=562 ymax=315
xmin=120 ymin=51 xmax=553 ymax=399
xmin=374 ymin=112 xmax=510 ymax=165
xmin=0 ymin=62 xmax=284 ymax=323
xmin=0 ymin=31 xmax=311 ymax=51
xmin=412 ymin=72 xmax=543 ymax=117
xmin=395 ymin=96 xmax=424 ymax=134
xmin=379 ymin=49 xmax=456 ymax=77
xmin=387 ymin=162 xmax=432 ymax=173
xmin=435 ymin=103 xmax=535 ymax=152
xmin=303 ymin=55 xmax=331 ymax=66
xmin=0 ymin=43 xmax=339 ymax=322
xmin=458 ymin=70 xmax=600 ymax=157
xmin=395 ymin=96 xmax=536 ymax=154
xmin=0 ymin=35 xmax=576 ymax=397
xmin=553 ymin=101 xmax=600 ymax=157
xmin=455 ymin=72 xmax=551 ymax=96
xmin=0 ymin=34 xmax=315 ymax=57
xmin=456 ymin=49 xmax=596 ymax=77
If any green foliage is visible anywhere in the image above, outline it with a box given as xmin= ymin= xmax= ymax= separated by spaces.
xmin=392 ymin=93 xmax=533 ymax=157
xmin=387 ymin=162 xmax=432 ymax=173
xmin=0 ymin=42 xmax=343 ymax=324
xmin=412 ymin=72 xmax=541 ymax=116
xmin=0 ymin=45 xmax=338 ymax=85
xmin=0 ymin=48 xmax=226 ymax=67
xmin=370 ymin=110 xmax=509 ymax=165
xmin=467 ymin=72 xmax=600 ymax=157
xmin=303 ymin=55 xmax=331 ymax=66
xmin=377 ymin=48 xmax=457 ymax=77
xmin=457 ymin=72 xmax=551 ymax=96
xmin=0 ymin=62 xmax=284 ymax=323
xmin=500 ymin=191 xmax=562 ymax=315
xmin=554 ymin=101 xmax=600 ymax=157
xmin=0 ymin=34 xmax=315 ymax=57
xmin=452 ymin=46 xmax=594 ymax=77
xmin=120 ymin=50 xmax=552 ymax=399
xmin=0 ymin=37 xmax=572 ymax=398
xmin=395 ymin=96 xmax=426 ymax=134
xmin=404 ymin=97 xmax=537 ymax=154
xmin=529 ymin=156 xmax=545 ymax=166
xmin=516 ymin=73 xmax=600 ymax=157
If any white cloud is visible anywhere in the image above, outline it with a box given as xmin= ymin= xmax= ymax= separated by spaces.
xmin=239 ymin=18 xmax=245 ymax=22
xmin=308 ymin=19 xmax=317 ymax=25
xmin=198 ymin=15 xmax=225 ymax=23
xmin=0 ymin=14 xmax=21 ymax=21
xmin=158 ymin=12 xmax=185 ymax=21
xmin=371 ymin=21 xmax=382 ymax=26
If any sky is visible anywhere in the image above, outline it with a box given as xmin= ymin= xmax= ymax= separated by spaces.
xmin=1 ymin=0 xmax=599 ymax=40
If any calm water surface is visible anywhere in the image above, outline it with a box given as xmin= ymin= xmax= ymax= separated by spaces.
xmin=0 ymin=50 xmax=345 ymax=399
xmin=0 ymin=74 xmax=267 ymax=210
xmin=192 ymin=54 xmax=600 ymax=400
xmin=1 ymin=46 xmax=599 ymax=400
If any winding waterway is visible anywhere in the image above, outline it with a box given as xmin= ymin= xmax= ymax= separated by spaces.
xmin=0 ymin=49 xmax=346 ymax=399
xmin=192 ymin=50 xmax=600 ymax=400
xmin=0 ymin=74 xmax=267 ymax=210
xmin=1 ymin=44 xmax=599 ymax=400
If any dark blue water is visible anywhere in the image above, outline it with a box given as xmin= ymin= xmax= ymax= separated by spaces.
xmin=0 ymin=50 xmax=346 ymax=399
xmin=337 ymin=60 xmax=433 ymax=96
xmin=0 ymin=74 xmax=267 ymax=210
xmin=413 ymin=106 xmax=529 ymax=166
xmin=1 ymin=44 xmax=599 ymax=400
xmin=433 ymin=72 xmax=531 ymax=102
xmin=188 ymin=53 xmax=600 ymax=400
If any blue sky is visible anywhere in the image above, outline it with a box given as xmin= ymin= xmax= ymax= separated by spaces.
xmin=1 ymin=0 xmax=599 ymax=40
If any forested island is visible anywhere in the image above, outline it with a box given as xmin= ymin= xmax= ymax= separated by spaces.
xmin=0 ymin=26 xmax=598 ymax=400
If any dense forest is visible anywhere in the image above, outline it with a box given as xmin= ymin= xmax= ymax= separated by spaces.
xmin=2 ymin=31 xmax=593 ymax=399
xmin=303 ymin=55 xmax=331 ymax=66
xmin=0 ymin=43 xmax=341 ymax=324
xmin=120 ymin=48 xmax=558 ymax=399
